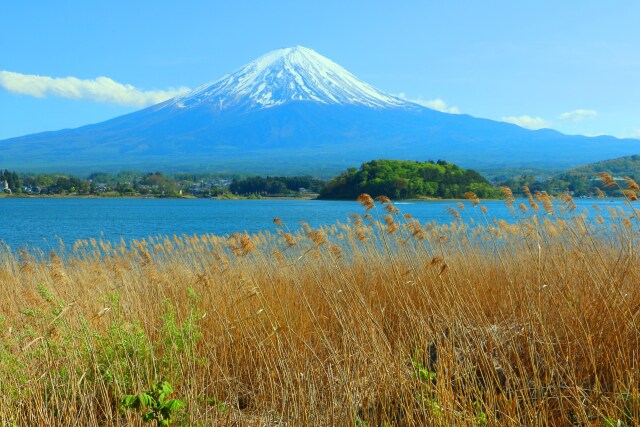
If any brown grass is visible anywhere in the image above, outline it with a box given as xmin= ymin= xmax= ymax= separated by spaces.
xmin=0 ymin=195 xmax=639 ymax=426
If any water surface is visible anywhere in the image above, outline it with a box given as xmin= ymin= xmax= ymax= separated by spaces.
xmin=0 ymin=197 xmax=627 ymax=251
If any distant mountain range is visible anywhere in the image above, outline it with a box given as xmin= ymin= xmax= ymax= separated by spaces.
xmin=1 ymin=46 xmax=639 ymax=175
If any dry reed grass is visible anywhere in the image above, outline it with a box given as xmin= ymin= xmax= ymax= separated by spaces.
xmin=0 ymin=194 xmax=639 ymax=426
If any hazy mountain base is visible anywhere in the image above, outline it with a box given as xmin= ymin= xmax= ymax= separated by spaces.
xmin=2 ymin=102 xmax=639 ymax=177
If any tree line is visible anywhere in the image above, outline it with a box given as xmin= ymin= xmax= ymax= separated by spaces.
xmin=229 ymin=176 xmax=324 ymax=196
xmin=0 ymin=170 xmax=324 ymax=197
xmin=2 ymin=159 xmax=506 ymax=200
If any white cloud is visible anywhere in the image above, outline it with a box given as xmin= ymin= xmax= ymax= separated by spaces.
xmin=395 ymin=93 xmax=460 ymax=114
xmin=558 ymin=109 xmax=597 ymax=122
xmin=414 ymin=98 xmax=460 ymax=114
xmin=0 ymin=71 xmax=190 ymax=107
xmin=618 ymin=128 xmax=640 ymax=139
xmin=501 ymin=115 xmax=550 ymax=130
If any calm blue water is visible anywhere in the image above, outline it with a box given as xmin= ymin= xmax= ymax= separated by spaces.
xmin=0 ymin=197 xmax=627 ymax=251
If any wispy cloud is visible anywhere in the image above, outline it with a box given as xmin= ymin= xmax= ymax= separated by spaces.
xmin=618 ymin=128 xmax=640 ymax=139
xmin=395 ymin=93 xmax=460 ymax=114
xmin=414 ymin=98 xmax=460 ymax=114
xmin=501 ymin=115 xmax=550 ymax=130
xmin=0 ymin=71 xmax=190 ymax=107
xmin=558 ymin=109 xmax=597 ymax=122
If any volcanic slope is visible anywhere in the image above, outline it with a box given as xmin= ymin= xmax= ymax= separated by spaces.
xmin=1 ymin=46 xmax=638 ymax=174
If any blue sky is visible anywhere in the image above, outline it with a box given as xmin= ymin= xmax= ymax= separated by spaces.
xmin=1 ymin=0 xmax=639 ymax=140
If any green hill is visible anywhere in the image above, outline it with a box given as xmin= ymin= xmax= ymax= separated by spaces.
xmin=499 ymin=154 xmax=640 ymax=197
xmin=319 ymin=159 xmax=499 ymax=200
xmin=565 ymin=154 xmax=640 ymax=177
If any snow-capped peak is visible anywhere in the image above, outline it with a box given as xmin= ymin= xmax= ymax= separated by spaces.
xmin=165 ymin=46 xmax=411 ymax=111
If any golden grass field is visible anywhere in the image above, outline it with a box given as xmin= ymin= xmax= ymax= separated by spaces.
xmin=0 ymin=188 xmax=639 ymax=426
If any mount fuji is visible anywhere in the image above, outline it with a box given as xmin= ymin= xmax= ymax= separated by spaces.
xmin=165 ymin=46 xmax=411 ymax=111
xmin=1 ymin=46 xmax=639 ymax=175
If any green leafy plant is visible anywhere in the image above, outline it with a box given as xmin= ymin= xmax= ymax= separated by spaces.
xmin=354 ymin=415 xmax=368 ymax=426
xmin=161 ymin=290 xmax=203 ymax=355
xmin=412 ymin=350 xmax=443 ymax=418
xmin=413 ymin=359 xmax=437 ymax=382
xmin=411 ymin=349 xmax=437 ymax=382
xmin=121 ymin=380 xmax=185 ymax=426
xmin=473 ymin=400 xmax=488 ymax=425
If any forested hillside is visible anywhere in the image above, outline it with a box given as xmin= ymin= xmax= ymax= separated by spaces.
xmin=499 ymin=154 xmax=640 ymax=197
xmin=319 ymin=159 xmax=499 ymax=199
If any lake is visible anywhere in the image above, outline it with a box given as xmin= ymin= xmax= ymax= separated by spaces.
xmin=0 ymin=197 xmax=628 ymax=252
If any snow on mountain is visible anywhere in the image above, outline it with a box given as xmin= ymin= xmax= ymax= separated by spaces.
xmin=162 ymin=46 xmax=412 ymax=111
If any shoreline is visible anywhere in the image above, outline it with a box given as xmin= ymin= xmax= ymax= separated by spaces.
xmin=0 ymin=193 xmax=621 ymax=202
xmin=0 ymin=193 xmax=318 ymax=200
xmin=0 ymin=193 xmax=503 ymax=202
